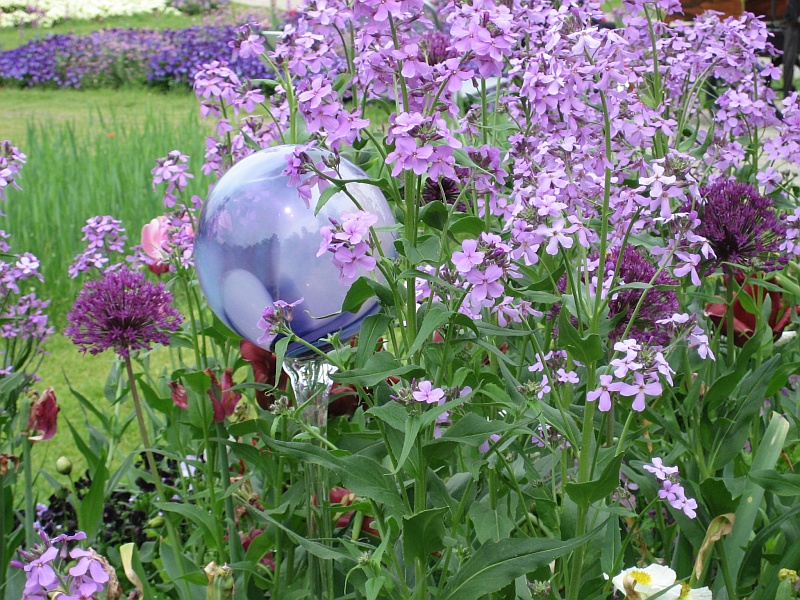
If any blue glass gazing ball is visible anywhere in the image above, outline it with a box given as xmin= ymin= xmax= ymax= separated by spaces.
xmin=195 ymin=145 xmax=395 ymax=357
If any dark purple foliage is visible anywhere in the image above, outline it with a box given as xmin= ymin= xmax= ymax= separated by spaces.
xmin=0 ymin=25 xmax=272 ymax=89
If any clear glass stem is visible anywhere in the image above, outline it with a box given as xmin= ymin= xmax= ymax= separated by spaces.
xmin=283 ymin=357 xmax=335 ymax=600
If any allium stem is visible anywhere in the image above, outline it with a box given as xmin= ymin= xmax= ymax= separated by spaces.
xmin=725 ymin=267 xmax=736 ymax=366
xmin=124 ymin=355 xmax=191 ymax=599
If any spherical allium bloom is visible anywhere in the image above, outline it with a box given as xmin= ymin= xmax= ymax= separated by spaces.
xmin=66 ymin=267 xmax=183 ymax=358
xmin=684 ymin=179 xmax=788 ymax=273
xmin=605 ymin=246 xmax=679 ymax=345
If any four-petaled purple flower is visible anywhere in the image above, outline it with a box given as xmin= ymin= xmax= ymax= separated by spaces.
xmin=412 ymin=380 xmax=445 ymax=405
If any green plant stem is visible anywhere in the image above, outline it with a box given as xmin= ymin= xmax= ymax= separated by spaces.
xmin=22 ymin=437 xmax=35 ymax=549
xmin=125 ymin=355 xmax=192 ymax=600
xmin=215 ymin=421 xmax=244 ymax=566
xmin=566 ymin=400 xmax=597 ymax=600
xmin=725 ymin=267 xmax=736 ymax=367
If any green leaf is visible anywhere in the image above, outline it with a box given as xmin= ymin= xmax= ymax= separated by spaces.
xmin=120 ymin=543 xmax=156 ymax=599
xmin=765 ymin=360 xmax=800 ymax=396
xmin=155 ymin=502 xmax=221 ymax=551
xmin=557 ymin=309 xmax=605 ymax=364
xmin=263 ymin=438 xmax=406 ymax=513
xmin=314 ymin=184 xmax=342 ymax=215
xmin=717 ymin=413 xmax=790 ymax=597
xmin=64 ymin=417 xmax=102 ymax=472
xmin=355 ymin=314 xmax=393 ymax=369
xmin=366 ymin=401 xmax=408 ymax=431
xmin=394 ymin=235 xmax=442 ymax=264
xmin=403 ymin=508 xmax=448 ymax=563
xmin=341 ymin=277 xmax=395 ymax=312
xmin=391 ymin=414 xmax=422 ymax=474
xmin=419 ymin=201 xmax=448 ymax=230
xmin=78 ymin=461 xmax=109 ymax=541
xmin=439 ymin=525 xmax=603 ymax=600
xmin=710 ymin=356 xmax=781 ymax=471
xmin=184 ymin=370 xmax=213 ymax=430
xmin=748 ymin=470 xmax=800 ymax=496
xmin=406 ymin=306 xmax=451 ymax=358
xmin=332 ymin=352 xmax=424 ymax=387
xmin=137 ymin=377 xmax=173 ymax=415
xmin=565 ymin=454 xmax=623 ymax=508
xmin=448 ymin=215 xmax=485 ymax=238
xmin=433 ymin=413 xmax=514 ymax=447
xmin=341 ymin=277 xmax=375 ymax=313
xmin=469 ymin=500 xmax=515 ymax=543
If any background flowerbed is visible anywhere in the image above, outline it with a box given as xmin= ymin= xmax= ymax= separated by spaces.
xmin=0 ymin=24 xmax=273 ymax=88
xmin=0 ymin=0 xmax=229 ymax=28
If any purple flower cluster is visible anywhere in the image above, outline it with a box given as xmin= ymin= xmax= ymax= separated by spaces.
xmin=318 ymin=210 xmax=379 ymax=284
xmin=0 ymin=141 xmax=26 ymax=204
xmin=12 ymin=530 xmax=112 ymax=600
xmin=684 ymin=179 xmax=788 ymax=273
xmin=68 ymin=216 xmax=128 ymax=279
xmin=604 ymin=246 xmax=679 ymax=346
xmin=0 ymin=145 xmax=52 ymax=366
xmin=643 ymin=457 xmax=698 ymax=519
xmin=66 ymin=267 xmax=183 ymax=358
xmin=0 ymin=25 xmax=272 ymax=89
xmin=151 ymin=150 xmax=195 ymax=208
xmin=257 ymin=297 xmax=304 ymax=347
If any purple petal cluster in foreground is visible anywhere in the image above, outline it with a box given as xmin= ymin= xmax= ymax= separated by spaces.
xmin=66 ymin=267 xmax=183 ymax=358
xmin=0 ymin=25 xmax=272 ymax=89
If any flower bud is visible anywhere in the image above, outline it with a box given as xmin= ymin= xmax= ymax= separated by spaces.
xmin=55 ymin=456 xmax=72 ymax=475
xmin=204 ymin=562 xmax=234 ymax=600
xmin=147 ymin=516 xmax=165 ymax=528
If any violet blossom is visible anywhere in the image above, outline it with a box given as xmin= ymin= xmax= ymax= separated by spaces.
xmin=65 ymin=267 xmax=183 ymax=358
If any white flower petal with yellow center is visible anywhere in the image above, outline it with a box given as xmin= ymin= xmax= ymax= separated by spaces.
xmin=678 ymin=583 xmax=713 ymax=599
xmin=611 ymin=564 xmax=680 ymax=599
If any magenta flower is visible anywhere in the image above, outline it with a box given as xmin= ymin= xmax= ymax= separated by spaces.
xmin=412 ymin=380 xmax=445 ymax=405
xmin=643 ymin=457 xmax=679 ymax=480
xmin=587 ymin=374 xmax=614 ymax=412
xmin=257 ymin=297 xmax=304 ymax=347
xmin=612 ymin=372 xmax=662 ymax=412
xmin=333 ymin=242 xmax=376 ymax=283
xmin=452 ymin=239 xmax=485 ymax=274
xmin=141 ymin=216 xmax=169 ymax=262
xmin=65 ymin=267 xmax=183 ymax=358
xmin=26 ymin=387 xmax=58 ymax=442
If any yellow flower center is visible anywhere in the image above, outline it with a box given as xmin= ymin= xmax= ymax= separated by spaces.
xmin=679 ymin=582 xmax=691 ymax=598
xmin=630 ymin=571 xmax=652 ymax=586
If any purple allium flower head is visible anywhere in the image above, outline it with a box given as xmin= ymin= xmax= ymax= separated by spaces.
xmin=684 ymin=179 xmax=788 ymax=272
xmin=606 ymin=246 xmax=679 ymax=345
xmin=66 ymin=267 xmax=183 ymax=358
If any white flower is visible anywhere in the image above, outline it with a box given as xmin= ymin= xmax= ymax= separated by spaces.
xmin=678 ymin=584 xmax=712 ymax=599
xmin=611 ymin=564 xmax=680 ymax=599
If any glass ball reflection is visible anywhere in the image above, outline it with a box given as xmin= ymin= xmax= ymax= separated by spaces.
xmin=195 ymin=145 xmax=395 ymax=357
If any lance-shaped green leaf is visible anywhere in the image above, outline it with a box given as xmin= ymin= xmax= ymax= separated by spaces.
xmin=440 ymin=525 xmax=603 ymax=600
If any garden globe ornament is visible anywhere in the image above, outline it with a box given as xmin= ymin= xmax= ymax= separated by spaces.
xmin=195 ymin=144 xmax=395 ymax=358
xmin=194 ymin=144 xmax=395 ymax=597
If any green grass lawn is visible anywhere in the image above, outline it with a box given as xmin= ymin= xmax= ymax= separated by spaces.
xmin=0 ymin=87 xmax=213 ymax=500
